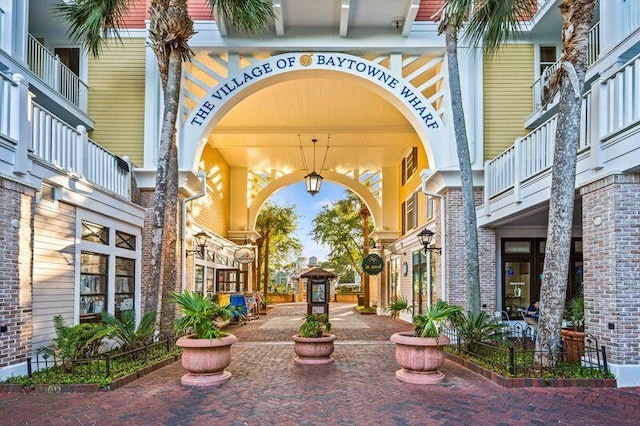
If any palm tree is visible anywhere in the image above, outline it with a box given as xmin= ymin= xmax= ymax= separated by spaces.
xmin=535 ymin=0 xmax=597 ymax=362
xmin=255 ymin=202 xmax=299 ymax=299
xmin=438 ymin=0 xmax=537 ymax=315
xmin=56 ymin=0 xmax=274 ymax=332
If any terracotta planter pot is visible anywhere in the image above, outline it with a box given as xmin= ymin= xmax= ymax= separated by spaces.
xmin=292 ymin=334 xmax=336 ymax=365
xmin=390 ymin=332 xmax=450 ymax=384
xmin=176 ymin=334 xmax=238 ymax=386
xmin=561 ymin=327 xmax=586 ymax=363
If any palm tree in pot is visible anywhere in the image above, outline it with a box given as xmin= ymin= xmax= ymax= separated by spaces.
xmin=292 ymin=314 xmax=336 ymax=365
xmin=390 ymin=300 xmax=461 ymax=384
xmin=172 ymin=291 xmax=241 ymax=386
xmin=561 ymin=293 xmax=585 ymax=362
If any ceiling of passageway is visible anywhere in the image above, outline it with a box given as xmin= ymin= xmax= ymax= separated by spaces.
xmin=206 ymin=78 xmax=420 ymax=171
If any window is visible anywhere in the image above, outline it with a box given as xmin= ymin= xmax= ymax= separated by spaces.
xmin=216 ymin=269 xmax=248 ymax=293
xmin=412 ymin=251 xmax=429 ymax=315
xmin=82 ymin=221 xmax=109 ymax=244
xmin=54 ymin=47 xmax=80 ymax=76
xmin=401 ymin=147 xmax=418 ymax=185
xmin=115 ymin=231 xmax=136 ymax=250
xmin=206 ymin=268 xmax=215 ymax=298
xmin=115 ymin=258 xmax=135 ymax=319
xmin=195 ymin=265 xmax=205 ymax=295
xmin=80 ymin=252 xmax=108 ymax=323
xmin=402 ymin=192 xmax=418 ymax=234
xmin=426 ymin=196 xmax=434 ymax=221
xmin=539 ymin=46 xmax=557 ymax=76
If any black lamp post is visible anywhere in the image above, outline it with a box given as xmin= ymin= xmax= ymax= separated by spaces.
xmin=187 ymin=231 xmax=211 ymax=257
xmin=417 ymin=228 xmax=441 ymax=254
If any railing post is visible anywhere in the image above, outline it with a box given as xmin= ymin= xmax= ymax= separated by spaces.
xmin=11 ymin=74 xmax=32 ymax=176
xmin=601 ymin=345 xmax=608 ymax=372
xmin=27 ymin=357 xmax=32 ymax=377
xmin=483 ymin=160 xmax=491 ymax=216
xmin=513 ymin=138 xmax=522 ymax=204
xmin=123 ymin=156 xmax=132 ymax=200
xmin=508 ymin=344 xmax=515 ymax=375
xmin=105 ymin=353 xmax=110 ymax=377
xmin=76 ymin=125 xmax=88 ymax=178
xmin=592 ymin=77 xmax=606 ymax=170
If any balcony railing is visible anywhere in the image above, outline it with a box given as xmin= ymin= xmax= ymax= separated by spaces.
xmin=31 ymin=102 xmax=131 ymax=199
xmin=0 ymin=71 xmax=17 ymax=140
xmin=0 ymin=7 xmax=6 ymax=51
xmin=531 ymin=23 xmax=600 ymax=111
xmin=604 ymin=53 xmax=640 ymax=136
xmin=622 ymin=0 xmax=640 ymax=41
xmin=486 ymin=91 xmax=592 ymax=199
xmin=27 ymin=35 xmax=88 ymax=111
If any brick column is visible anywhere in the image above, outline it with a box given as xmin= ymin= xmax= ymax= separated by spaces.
xmin=581 ymin=173 xmax=640 ymax=383
xmin=0 ymin=178 xmax=35 ymax=377
xmin=443 ymin=188 xmax=496 ymax=313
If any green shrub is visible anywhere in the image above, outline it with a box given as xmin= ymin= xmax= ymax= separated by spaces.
xmin=172 ymin=291 xmax=240 ymax=339
xmin=101 ymin=310 xmax=157 ymax=351
xmin=413 ymin=300 xmax=462 ymax=338
xmin=299 ymin=314 xmax=331 ymax=338
xmin=384 ymin=296 xmax=412 ymax=319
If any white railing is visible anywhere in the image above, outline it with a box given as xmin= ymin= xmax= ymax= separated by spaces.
xmin=0 ymin=71 xmax=17 ymax=140
xmin=588 ymin=22 xmax=600 ymax=66
xmin=531 ymin=59 xmax=561 ymax=111
xmin=531 ymin=23 xmax=600 ymax=111
xmin=31 ymin=102 xmax=131 ymax=199
xmin=622 ymin=0 xmax=640 ymax=41
xmin=26 ymin=35 xmax=88 ymax=111
xmin=0 ymin=7 xmax=6 ymax=51
xmin=486 ymin=146 xmax=515 ymax=198
xmin=604 ymin=53 xmax=640 ymax=136
xmin=487 ymin=92 xmax=593 ymax=199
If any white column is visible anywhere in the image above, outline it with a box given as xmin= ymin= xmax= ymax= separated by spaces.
xmin=143 ymin=41 xmax=161 ymax=169
xmin=229 ymin=167 xmax=249 ymax=231
xmin=11 ymin=73 xmax=31 ymax=175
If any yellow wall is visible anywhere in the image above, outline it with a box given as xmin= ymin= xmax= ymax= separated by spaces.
xmin=192 ymin=147 xmax=230 ymax=237
xmin=483 ymin=44 xmax=534 ymax=161
xmin=88 ymin=38 xmax=146 ymax=166
xmin=398 ymin=143 xmax=428 ymax=234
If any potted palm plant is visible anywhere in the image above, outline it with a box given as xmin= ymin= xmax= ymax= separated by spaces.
xmin=390 ymin=300 xmax=461 ymax=384
xmin=172 ymin=291 xmax=241 ymax=386
xmin=292 ymin=313 xmax=336 ymax=365
xmin=561 ymin=293 xmax=585 ymax=362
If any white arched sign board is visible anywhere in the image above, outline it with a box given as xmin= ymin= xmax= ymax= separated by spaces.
xmin=181 ymin=52 xmax=449 ymax=171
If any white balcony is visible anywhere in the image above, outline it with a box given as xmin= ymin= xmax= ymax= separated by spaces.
xmin=0 ymin=70 xmax=16 ymax=142
xmin=531 ymin=23 xmax=600 ymax=112
xmin=31 ymin=101 xmax=131 ymax=199
xmin=26 ymin=35 xmax=88 ymax=111
xmin=622 ymin=0 xmax=640 ymax=41
xmin=481 ymin=65 xmax=640 ymax=226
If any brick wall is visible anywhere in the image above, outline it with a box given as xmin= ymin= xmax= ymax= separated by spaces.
xmin=0 ymin=178 xmax=35 ymax=369
xmin=444 ymin=188 xmax=496 ymax=313
xmin=581 ymin=173 xmax=640 ymax=365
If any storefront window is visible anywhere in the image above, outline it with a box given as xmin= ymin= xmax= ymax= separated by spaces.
xmin=412 ymin=251 xmax=429 ymax=315
xmin=80 ymin=252 xmax=108 ymax=323
xmin=195 ymin=265 xmax=204 ymax=295
xmin=115 ymin=258 xmax=135 ymax=319
xmin=81 ymin=221 xmax=109 ymax=244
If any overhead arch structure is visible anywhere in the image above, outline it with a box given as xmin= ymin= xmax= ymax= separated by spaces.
xmin=181 ymin=52 xmax=449 ymax=173
xmin=248 ymin=170 xmax=383 ymax=232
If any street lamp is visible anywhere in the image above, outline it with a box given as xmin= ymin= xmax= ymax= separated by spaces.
xmin=186 ymin=231 xmax=211 ymax=257
xmin=417 ymin=228 xmax=441 ymax=254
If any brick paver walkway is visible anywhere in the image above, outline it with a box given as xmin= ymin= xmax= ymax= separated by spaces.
xmin=2 ymin=302 xmax=640 ymax=425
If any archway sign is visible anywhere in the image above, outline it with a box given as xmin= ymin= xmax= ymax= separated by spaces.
xmin=181 ymin=52 xmax=449 ymax=172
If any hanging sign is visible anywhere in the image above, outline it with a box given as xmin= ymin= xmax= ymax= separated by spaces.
xmin=362 ymin=253 xmax=384 ymax=275
xmin=234 ymin=247 xmax=255 ymax=264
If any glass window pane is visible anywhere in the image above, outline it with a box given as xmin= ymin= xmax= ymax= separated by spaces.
xmin=505 ymin=241 xmax=531 ymax=254
xmin=195 ymin=265 xmax=204 ymax=294
xmin=115 ymin=257 xmax=135 ymax=319
xmin=80 ymin=252 xmax=108 ymax=323
xmin=81 ymin=221 xmax=109 ymax=244
xmin=115 ymin=231 xmax=136 ymax=250
xmin=574 ymin=240 xmax=583 ymax=253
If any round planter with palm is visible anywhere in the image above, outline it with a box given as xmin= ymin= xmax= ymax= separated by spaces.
xmin=292 ymin=313 xmax=336 ymax=365
xmin=172 ymin=291 xmax=241 ymax=386
xmin=390 ymin=300 xmax=461 ymax=384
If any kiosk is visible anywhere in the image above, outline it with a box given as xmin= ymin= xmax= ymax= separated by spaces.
xmin=300 ymin=267 xmax=336 ymax=317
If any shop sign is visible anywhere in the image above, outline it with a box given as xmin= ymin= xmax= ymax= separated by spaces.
xmin=362 ymin=253 xmax=384 ymax=275
xmin=234 ymin=247 xmax=255 ymax=264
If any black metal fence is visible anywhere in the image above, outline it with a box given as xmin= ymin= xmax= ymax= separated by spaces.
xmin=441 ymin=326 xmax=609 ymax=377
xmin=27 ymin=333 xmax=179 ymax=379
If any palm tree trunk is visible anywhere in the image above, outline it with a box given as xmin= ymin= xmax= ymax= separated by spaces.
xmin=362 ymin=212 xmax=370 ymax=309
xmin=536 ymin=0 xmax=596 ymax=364
xmin=144 ymin=46 xmax=183 ymax=319
xmin=256 ymin=240 xmax=263 ymax=296
xmin=445 ymin=25 xmax=481 ymax=314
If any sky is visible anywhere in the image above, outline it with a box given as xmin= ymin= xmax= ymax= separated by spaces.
xmin=267 ymin=180 xmax=350 ymax=263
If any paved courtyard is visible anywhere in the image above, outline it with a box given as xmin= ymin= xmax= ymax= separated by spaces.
xmin=1 ymin=303 xmax=640 ymax=425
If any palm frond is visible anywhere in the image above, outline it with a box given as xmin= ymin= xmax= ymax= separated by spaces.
xmin=55 ymin=0 xmax=134 ymax=58
xmin=463 ymin=0 xmax=538 ymax=54
xmin=209 ymin=0 xmax=275 ymax=35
